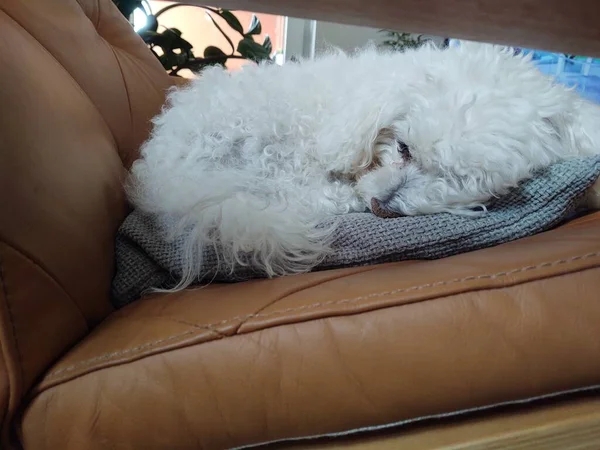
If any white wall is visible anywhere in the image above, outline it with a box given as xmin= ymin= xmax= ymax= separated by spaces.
xmin=284 ymin=17 xmax=308 ymax=60
xmin=315 ymin=21 xmax=385 ymax=53
xmin=285 ymin=19 xmax=445 ymax=60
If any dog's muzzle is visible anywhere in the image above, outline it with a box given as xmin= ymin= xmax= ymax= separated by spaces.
xmin=370 ymin=198 xmax=403 ymax=219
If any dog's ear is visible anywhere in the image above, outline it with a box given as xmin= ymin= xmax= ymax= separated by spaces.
xmin=545 ymin=99 xmax=600 ymax=156
xmin=349 ymin=127 xmax=394 ymax=178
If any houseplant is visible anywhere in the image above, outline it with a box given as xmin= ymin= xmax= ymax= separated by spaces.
xmin=113 ymin=0 xmax=273 ymax=75
xmin=379 ymin=30 xmax=429 ymax=51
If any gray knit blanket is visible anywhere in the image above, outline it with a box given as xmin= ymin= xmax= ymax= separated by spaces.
xmin=112 ymin=157 xmax=600 ymax=308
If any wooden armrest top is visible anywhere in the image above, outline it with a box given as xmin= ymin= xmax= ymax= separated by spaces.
xmin=176 ymin=0 xmax=600 ymax=57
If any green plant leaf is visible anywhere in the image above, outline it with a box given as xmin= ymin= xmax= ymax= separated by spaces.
xmin=246 ymin=14 xmax=262 ymax=35
xmin=203 ymin=46 xmax=228 ymax=66
xmin=216 ymin=10 xmax=244 ymax=35
xmin=204 ymin=46 xmax=227 ymax=59
xmin=262 ymin=35 xmax=272 ymax=54
xmin=144 ymin=14 xmax=158 ymax=32
xmin=163 ymin=28 xmax=193 ymax=51
xmin=138 ymin=29 xmax=161 ymax=44
xmin=237 ymin=37 xmax=271 ymax=62
xmin=114 ymin=0 xmax=142 ymax=19
xmin=159 ymin=51 xmax=180 ymax=70
xmin=133 ymin=10 xmax=157 ymax=33
xmin=140 ymin=28 xmax=193 ymax=69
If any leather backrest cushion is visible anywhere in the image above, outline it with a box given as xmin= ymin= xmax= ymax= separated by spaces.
xmin=0 ymin=0 xmax=174 ymax=419
xmin=0 ymin=0 xmax=173 ymax=324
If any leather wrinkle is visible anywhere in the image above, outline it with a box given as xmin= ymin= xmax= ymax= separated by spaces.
xmin=0 ymin=242 xmax=89 ymax=332
xmin=43 ymin=251 xmax=600 ymax=382
xmin=165 ymin=317 xmax=228 ymax=339
xmin=0 ymin=245 xmax=24 ymax=400
xmin=74 ymin=0 xmax=101 ymax=28
xmin=93 ymin=0 xmax=101 ymax=28
xmin=322 ymin=319 xmax=378 ymax=412
xmin=0 ymin=1 xmax=131 ymax=322
xmin=2 ymin=3 xmax=120 ymax=151
xmin=231 ymin=264 xmax=386 ymax=334
xmin=107 ymin=44 xmax=134 ymax=156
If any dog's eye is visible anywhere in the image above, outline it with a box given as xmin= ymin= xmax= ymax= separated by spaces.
xmin=397 ymin=141 xmax=411 ymax=161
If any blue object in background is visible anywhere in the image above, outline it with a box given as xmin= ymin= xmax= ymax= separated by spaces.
xmin=526 ymin=50 xmax=600 ymax=103
xmin=447 ymin=40 xmax=600 ymax=104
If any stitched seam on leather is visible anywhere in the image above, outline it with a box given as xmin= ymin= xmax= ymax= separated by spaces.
xmin=231 ymin=264 xmax=386 ymax=333
xmin=45 ymin=251 xmax=600 ymax=380
xmin=45 ymin=324 xmax=229 ymax=380
xmin=167 ymin=318 xmax=228 ymax=339
xmin=209 ymin=251 xmax=600 ymax=329
xmin=0 ymin=246 xmax=24 ymax=397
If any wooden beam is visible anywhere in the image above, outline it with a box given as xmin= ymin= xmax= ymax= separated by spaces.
xmin=263 ymin=396 xmax=600 ymax=449
xmin=160 ymin=0 xmax=600 ymax=57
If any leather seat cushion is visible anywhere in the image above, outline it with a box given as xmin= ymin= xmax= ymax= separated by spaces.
xmin=20 ymin=212 xmax=600 ymax=449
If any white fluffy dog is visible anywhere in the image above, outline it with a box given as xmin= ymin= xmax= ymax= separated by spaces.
xmin=128 ymin=42 xmax=600 ymax=287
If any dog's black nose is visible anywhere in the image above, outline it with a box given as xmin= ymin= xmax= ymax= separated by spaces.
xmin=370 ymin=198 xmax=403 ymax=219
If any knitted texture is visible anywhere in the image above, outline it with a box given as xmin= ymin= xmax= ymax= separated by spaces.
xmin=112 ymin=156 xmax=600 ymax=308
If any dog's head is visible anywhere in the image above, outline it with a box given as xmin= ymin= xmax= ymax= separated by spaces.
xmin=356 ymin=42 xmax=599 ymax=217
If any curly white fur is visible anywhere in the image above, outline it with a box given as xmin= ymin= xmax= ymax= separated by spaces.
xmin=128 ymin=42 xmax=600 ymax=288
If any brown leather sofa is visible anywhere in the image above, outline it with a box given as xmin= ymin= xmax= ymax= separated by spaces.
xmin=1 ymin=0 xmax=599 ymax=449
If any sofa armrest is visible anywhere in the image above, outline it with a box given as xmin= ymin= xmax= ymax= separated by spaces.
xmin=0 ymin=0 xmax=180 ymax=447
xmin=0 ymin=242 xmax=90 ymax=448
